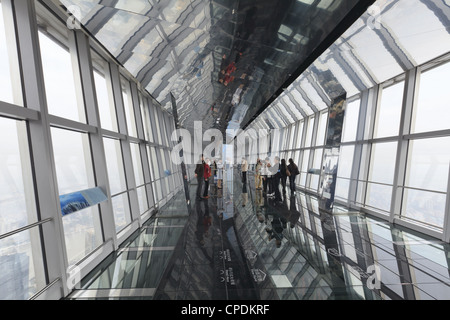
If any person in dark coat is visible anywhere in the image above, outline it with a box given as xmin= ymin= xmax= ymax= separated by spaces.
xmin=195 ymin=154 xmax=205 ymax=200
xmin=287 ymin=158 xmax=300 ymax=196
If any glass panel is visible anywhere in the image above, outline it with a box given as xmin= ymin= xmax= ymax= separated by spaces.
xmin=136 ymin=186 xmax=148 ymax=215
xmin=0 ymin=118 xmax=37 ymax=235
xmin=335 ymin=178 xmax=350 ymax=200
xmin=111 ymin=193 xmax=131 ymax=232
xmin=300 ymin=149 xmax=310 ymax=187
xmin=121 ymin=76 xmax=137 ymax=137
xmin=0 ymin=227 xmax=46 ymax=300
xmin=309 ymin=149 xmax=323 ymax=190
xmin=412 ymin=62 xmax=450 ymax=134
xmin=154 ymin=180 xmax=163 ymax=202
xmin=0 ymin=1 xmax=22 ymax=106
xmin=402 ymin=188 xmax=446 ymax=229
xmin=373 ymin=81 xmax=404 ymax=139
xmin=51 ymin=128 xmax=102 ymax=263
xmin=315 ymin=113 xmax=328 ymax=146
xmin=337 ymin=145 xmax=355 ymax=179
xmin=295 ymin=122 xmax=304 ymax=149
xmin=93 ymin=60 xmax=118 ymax=132
xmin=103 ymin=138 xmax=127 ymax=195
xmin=51 ymin=128 xmax=94 ymax=195
xmin=62 ymin=205 xmax=103 ymax=265
xmin=130 ymin=143 xmax=144 ymax=187
xmin=405 ymin=137 xmax=450 ymax=193
xmin=301 ymin=150 xmax=310 ymax=173
xmin=342 ymin=99 xmax=360 ymax=142
xmin=139 ymin=94 xmax=150 ymax=141
xmin=304 ymin=117 xmax=315 ymax=148
xmin=288 ymin=124 xmax=295 ymax=149
xmin=368 ymin=142 xmax=397 ymax=185
xmin=153 ymin=107 xmax=163 ymax=145
xmin=150 ymin=147 xmax=160 ymax=180
xmin=365 ymin=183 xmax=392 ymax=213
xmin=39 ymin=31 xmax=85 ymax=122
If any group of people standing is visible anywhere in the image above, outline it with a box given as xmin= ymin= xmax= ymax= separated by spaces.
xmin=252 ymin=157 xmax=300 ymax=203
xmin=195 ymin=155 xmax=225 ymax=201
xmin=195 ymin=154 xmax=300 ymax=203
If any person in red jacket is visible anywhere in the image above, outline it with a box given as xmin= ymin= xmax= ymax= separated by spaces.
xmin=203 ymin=158 xmax=212 ymax=199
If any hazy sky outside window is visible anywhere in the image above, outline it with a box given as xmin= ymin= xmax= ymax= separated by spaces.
xmin=0 ymin=3 xmax=21 ymax=105
xmin=51 ymin=128 xmax=94 ymax=195
xmin=94 ymin=70 xmax=118 ymax=132
xmin=39 ymin=31 xmax=84 ymax=123
xmin=412 ymin=62 xmax=450 ymax=134
xmin=374 ymin=82 xmax=404 ymax=139
xmin=121 ymin=76 xmax=137 ymax=137
xmin=342 ymin=99 xmax=360 ymax=142
xmin=0 ymin=118 xmax=36 ymax=235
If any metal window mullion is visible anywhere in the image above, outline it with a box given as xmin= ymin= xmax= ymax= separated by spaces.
xmin=0 ymin=100 xmax=40 ymax=120
xmin=390 ymin=68 xmax=417 ymax=224
xmin=48 ymin=114 xmax=97 ymax=133
xmin=74 ymin=30 xmax=117 ymax=249
xmin=14 ymin=0 xmax=68 ymax=298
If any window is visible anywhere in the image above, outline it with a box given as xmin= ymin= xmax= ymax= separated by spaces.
xmin=0 ymin=226 xmax=46 ymax=300
xmin=335 ymin=145 xmax=355 ymax=200
xmin=411 ymin=62 xmax=450 ymax=134
xmin=139 ymin=94 xmax=151 ymax=142
xmin=288 ymin=124 xmax=296 ymax=150
xmin=365 ymin=142 xmax=397 ymax=213
xmin=300 ymin=149 xmax=310 ymax=187
xmin=0 ymin=1 xmax=22 ymax=106
xmin=152 ymin=107 xmax=163 ymax=145
xmin=315 ymin=112 xmax=328 ymax=147
xmin=121 ymin=76 xmax=137 ymax=137
xmin=401 ymin=137 xmax=450 ymax=228
xmin=92 ymin=52 xmax=118 ymax=132
xmin=103 ymin=138 xmax=131 ymax=232
xmin=0 ymin=118 xmax=37 ymax=234
xmin=39 ymin=30 xmax=85 ymax=122
xmin=0 ymin=117 xmax=45 ymax=299
xmin=51 ymin=128 xmax=95 ymax=195
xmin=309 ymin=149 xmax=323 ymax=191
xmin=373 ymin=81 xmax=404 ymax=139
xmin=51 ymin=128 xmax=103 ymax=264
xmin=342 ymin=99 xmax=360 ymax=142
xmin=130 ymin=143 xmax=149 ymax=215
xmin=295 ymin=121 xmax=304 ymax=149
xmin=304 ymin=117 xmax=315 ymax=148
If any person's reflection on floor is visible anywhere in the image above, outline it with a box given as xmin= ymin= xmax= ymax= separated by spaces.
xmin=265 ymin=209 xmax=287 ymax=248
xmin=242 ymin=183 xmax=248 ymax=207
xmin=288 ymin=196 xmax=300 ymax=229
xmin=255 ymin=188 xmax=264 ymax=210
xmin=195 ymin=199 xmax=211 ymax=247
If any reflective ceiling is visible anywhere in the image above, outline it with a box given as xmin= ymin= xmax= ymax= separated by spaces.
xmin=56 ymin=0 xmax=375 ymax=135
xmin=248 ymin=0 xmax=450 ymax=131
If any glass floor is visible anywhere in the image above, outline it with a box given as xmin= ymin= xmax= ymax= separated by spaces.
xmin=67 ymin=168 xmax=450 ymax=300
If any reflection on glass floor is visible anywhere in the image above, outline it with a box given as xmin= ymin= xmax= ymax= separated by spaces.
xmin=67 ymin=193 xmax=190 ymax=300
xmin=68 ymin=168 xmax=450 ymax=300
